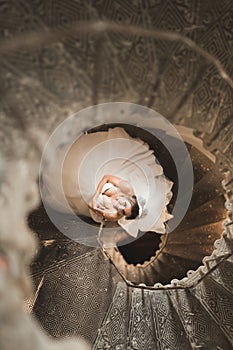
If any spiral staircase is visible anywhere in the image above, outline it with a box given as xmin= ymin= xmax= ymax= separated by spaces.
xmin=0 ymin=1 xmax=233 ymax=350
xmin=28 ymin=131 xmax=233 ymax=349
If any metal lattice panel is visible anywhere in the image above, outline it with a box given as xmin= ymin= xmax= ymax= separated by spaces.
xmin=191 ymin=273 xmax=233 ymax=341
xmin=149 ymin=290 xmax=191 ymax=350
xmin=93 ymin=282 xmax=130 ymax=350
xmin=127 ymin=288 xmax=157 ymax=350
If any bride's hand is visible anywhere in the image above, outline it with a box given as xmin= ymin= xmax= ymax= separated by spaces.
xmin=88 ymin=199 xmax=105 ymax=216
xmin=94 ymin=208 xmax=104 ymax=217
xmin=88 ymin=199 xmax=98 ymax=211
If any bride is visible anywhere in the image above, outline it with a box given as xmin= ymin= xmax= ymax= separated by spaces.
xmin=43 ymin=127 xmax=173 ymax=238
xmin=88 ymin=174 xmax=140 ymax=222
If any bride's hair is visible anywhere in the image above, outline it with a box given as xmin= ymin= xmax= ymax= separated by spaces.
xmin=125 ymin=195 xmax=140 ymax=220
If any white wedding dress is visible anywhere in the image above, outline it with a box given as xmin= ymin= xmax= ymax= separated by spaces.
xmin=42 ymin=127 xmax=173 ymax=238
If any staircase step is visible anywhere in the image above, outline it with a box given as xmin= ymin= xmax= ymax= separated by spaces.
xmin=137 ymin=264 xmax=159 ymax=286
xmin=169 ymin=288 xmax=232 ymax=349
xmin=131 ymin=266 xmax=148 ymax=286
xmin=127 ymin=288 xmax=157 ymax=349
xmin=166 ymin=221 xmax=223 ymax=246
xmin=180 ymin=170 xmax=224 ymax=212
xmin=125 ymin=264 xmax=140 ymax=284
xmin=192 ymin=168 xmax=223 ymax=200
xmin=163 ymin=224 xmax=221 ymax=262
xmin=106 ymin=248 xmax=129 ymax=278
xmin=142 ymin=260 xmax=167 ymax=286
xmin=150 ymin=290 xmax=192 ymax=349
xmin=176 ymin=195 xmax=226 ymax=232
xmin=146 ymin=253 xmax=200 ymax=285
xmin=33 ymin=249 xmax=120 ymax=344
xmin=210 ymin=255 xmax=233 ymax=295
xmin=93 ymin=282 xmax=130 ymax=350
xmin=29 ymin=205 xmax=96 ymax=277
xmin=31 ymin=240 xmax=95 ymax=277
xmin=191 ymin=275 xmax=233 ymax=345
xmin=163 ymin=242 xmax=213 ymax=262
xmin=166 ymin=146 xmax=211 ymax=206
xmin=146 ymin=259 xmax=173 ymax=285
xmin=189 ymin=146 xmax=216 ymax=184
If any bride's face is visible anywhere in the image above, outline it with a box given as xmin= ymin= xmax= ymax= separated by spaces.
xmin=112 ymin=196 xmax=132 ymax=218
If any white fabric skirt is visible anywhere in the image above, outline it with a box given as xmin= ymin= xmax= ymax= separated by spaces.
xmin=43 ymin=127 xmax=173 ymax=237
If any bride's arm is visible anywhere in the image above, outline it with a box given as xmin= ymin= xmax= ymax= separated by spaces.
xmin=88 ymin=203 xmax=104 ymax=217
xmin=94 ymin=175 xmax=111 ymax=196
xmin=88 ymin=203 xmax=120 ymax=222
xmin=89 ymin=175 xmax=110 ymax=210
xmin=88 ymin=175 xmax=109 ymax=210
xmin=89 ymin=174 xmax=134 ymax=211
xmin=109 ymin=175 xmax=134 ymax=195
xmin=102 ymin=211 xmax=122 ymax=222
xmin=95 ymin=175 xmax=134 ymax=196
xmin=90 ymin=175 xmax=118 ymax=205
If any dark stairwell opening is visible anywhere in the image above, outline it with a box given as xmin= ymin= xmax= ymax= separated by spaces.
xmin=118 ymin=231 xmax=162 ymax=265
